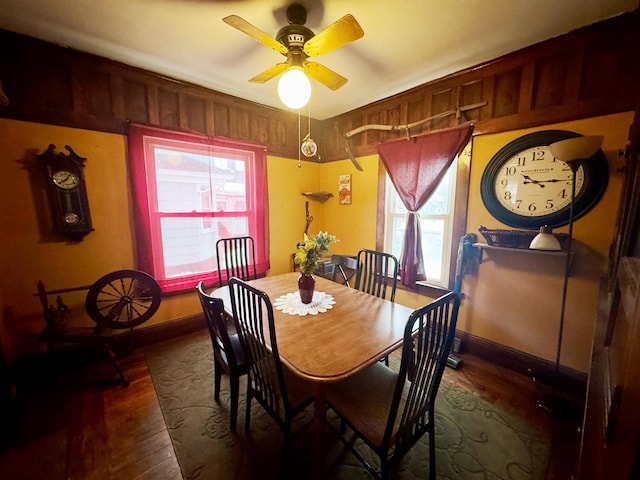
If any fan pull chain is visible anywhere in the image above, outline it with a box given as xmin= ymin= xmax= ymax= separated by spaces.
xmin=298 ymin=108 xmax=302 ymax=168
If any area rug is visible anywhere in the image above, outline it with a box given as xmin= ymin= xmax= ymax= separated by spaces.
xmin=146 ymin=331 xmax=550 ymax=480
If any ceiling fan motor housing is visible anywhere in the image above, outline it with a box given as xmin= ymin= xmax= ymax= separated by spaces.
xmin=277 ymin=25 xmax=315 ymax=50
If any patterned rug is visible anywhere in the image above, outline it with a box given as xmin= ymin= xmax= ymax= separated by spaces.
xmin=146 ymin=331 xmax=550 ymax=480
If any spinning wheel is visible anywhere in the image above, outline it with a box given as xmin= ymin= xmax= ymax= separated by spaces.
xmin=35 ymin=269 xmax=162 ymax=386
xmin=85 ymin=269 xmax=161 ymax=330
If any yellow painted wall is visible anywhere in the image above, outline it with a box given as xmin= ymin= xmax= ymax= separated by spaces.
xmin=267 ymin=156 xmax=322 ymax=274
xmin=318 ymin=112 xmax=632 ymax=373
xmin=0 ymin=119 xmax=313 ymax=361
xmin=318 ymin=155 xmax=379 ymax=254
xmin=0 ymin=119 xmax=137 ymax=360
xmin=0 ymin=112 xmax=633 ymax=374
xmin=461 ymin=112 xmax=633 ymax=372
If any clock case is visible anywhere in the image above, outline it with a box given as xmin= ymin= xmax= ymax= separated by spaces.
xmin=480 ymin=130 xmax=609 ymax=229
xmin=38 ymin=144 xmax=94 ymax=240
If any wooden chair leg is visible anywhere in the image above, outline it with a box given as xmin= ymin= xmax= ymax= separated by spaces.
xmin=229 ymin=374 xmax=239 ymax=432
xmin=428 ymin=410 xmax=436 ymax=480
xmin=213 ymin=359 xmax=222 ymax=400
xmin=244 ymin=386 xmax=252 ymax=435
xmin=281 ymin=424 xmax=291 ymax=478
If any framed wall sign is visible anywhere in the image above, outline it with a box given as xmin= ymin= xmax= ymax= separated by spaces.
xmin=339 ymin=174 xmax=351 ymax=205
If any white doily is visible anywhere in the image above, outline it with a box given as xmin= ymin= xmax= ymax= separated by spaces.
xmin=273 ymin=291 xmax=335 ymax=316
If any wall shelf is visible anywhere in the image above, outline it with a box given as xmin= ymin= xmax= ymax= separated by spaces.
xmin=472 ymin=242 xmax=572 ymax=264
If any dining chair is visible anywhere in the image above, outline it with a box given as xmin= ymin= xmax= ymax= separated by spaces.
xmin=325 ymin=291 xmax=461 ymax=480
xmin=216 ymin=235 xmax=256 ymax=287
xmin=330 ymin=254 xmax=359 ymax=287
xmin=354 ymin=249 xmax=399 ymax=365
xmin=354 ymin=248 xmax=399 ymax=302
xmin=196 ymin=281 xmax=249 ymax=432
xmin=227 ymin=277 xmax=314 ymax=471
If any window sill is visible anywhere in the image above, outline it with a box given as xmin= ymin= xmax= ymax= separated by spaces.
xmin=407 ymin=280 xmax=451 ymax=297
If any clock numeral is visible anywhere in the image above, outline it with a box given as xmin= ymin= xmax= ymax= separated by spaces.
xmin=503 ymin=191 xmax=512 ymax=201
xmin=532 ymin=150 xmax=546 ymax=161
xmin=528 ymin=202 xmax=537 ymax=212
xmin=503 ymin=166 xmax=517 ymax=176
xmin=516 ymin=155 xmax=526 ymax=167
xmin=546 ymin=199 xmax=554 ymax=209
xmin=557 ymin=189 xmax=567 ymax=199
xmin=500 ymin=178 xmax=508 ymax=187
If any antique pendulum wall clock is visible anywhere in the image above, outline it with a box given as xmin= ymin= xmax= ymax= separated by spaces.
xmin=38 ymin=144 xmax=94 ymax=240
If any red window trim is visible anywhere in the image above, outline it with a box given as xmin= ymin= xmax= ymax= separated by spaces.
xmin=127 ymin=123 xmax=270 ymax=293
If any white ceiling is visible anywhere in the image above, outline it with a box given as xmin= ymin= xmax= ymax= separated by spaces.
xmin=0 ymin=0 xmax=637 ymax=120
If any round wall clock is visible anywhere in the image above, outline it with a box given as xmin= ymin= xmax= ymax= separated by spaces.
xmin=480 ymin=130 xmax=609 ymax=229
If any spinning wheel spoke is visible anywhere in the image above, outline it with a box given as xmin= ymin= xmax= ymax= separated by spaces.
xmin=85 ymin=270 xmax=161 ymax=329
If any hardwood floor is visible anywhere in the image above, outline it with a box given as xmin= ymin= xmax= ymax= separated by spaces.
xmin=0 ymin=334 xmax=582 ymax=480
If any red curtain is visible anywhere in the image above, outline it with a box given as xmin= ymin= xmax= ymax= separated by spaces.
xmin=377 ymin=125 xmax=473 ymax=287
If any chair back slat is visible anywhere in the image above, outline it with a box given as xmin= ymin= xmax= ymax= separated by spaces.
xmin=354 ymin=249 xmax=399 ymax=302
xmin=196 ymin=281 xmax=238 ymax=369
xmin=216 ymin=236 xmax=257 ymax=287
xmin=384 ymin=291 xmax=460 ymax=453
xmin=228 ymin=277 xmax=291 ymax=417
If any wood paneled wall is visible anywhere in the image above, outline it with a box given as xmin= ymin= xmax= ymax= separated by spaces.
xmin=323 ymin=9 xmax=639 ymax=161
xmin=0 ymin=9 xmax=638 ymax=160
xmin=0 ymin=28 xmax=315 ymax=160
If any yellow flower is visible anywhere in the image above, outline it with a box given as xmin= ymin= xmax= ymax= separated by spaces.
xmin=294 ymin=231 xmax=338 ymax=275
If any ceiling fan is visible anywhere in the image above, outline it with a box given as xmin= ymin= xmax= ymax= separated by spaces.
xmin=222 ymin=3 xmax=364 ymax=92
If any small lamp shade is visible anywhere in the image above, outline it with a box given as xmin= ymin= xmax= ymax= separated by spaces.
xmin=549 ymin=136 xmax=603 ymax=166
xmin=278 ymin=68 xmax=311 ymax=109
xmin=530 ymin=225 xmax=562 ymax=251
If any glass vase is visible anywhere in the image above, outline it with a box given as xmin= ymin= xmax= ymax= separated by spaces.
xmin=297 ymin=273 xmax=315 ymax=304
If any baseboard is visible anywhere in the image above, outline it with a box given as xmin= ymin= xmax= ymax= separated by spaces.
xmin=455 ymin=331 xmax=588 ymax=398
xmin=132 ymin=313 xmax=206 ymax=348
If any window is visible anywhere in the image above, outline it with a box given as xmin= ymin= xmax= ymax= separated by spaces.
xmin=381 ymin=141 xmax=471 ymax=289
xmin=384 ymin=160 xmax=457 ymax=288
xmin=128 ymin=124 xmax=269 ymax=293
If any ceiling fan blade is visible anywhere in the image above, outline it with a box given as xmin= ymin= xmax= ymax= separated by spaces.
xmin=222 ymin=15 xmax=288 ymax=55
xmin=249 ymin=63 xmax=290 ymax=83
xmin=304 ymin=62 xmax=348 ymax=91
xmin=303 ymin=14 xmax=364 ymax=57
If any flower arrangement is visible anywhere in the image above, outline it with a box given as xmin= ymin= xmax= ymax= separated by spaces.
xmin=294 ymin=231 xmax=338 ymax=275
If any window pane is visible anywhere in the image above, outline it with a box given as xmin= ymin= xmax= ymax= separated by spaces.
xmin=389 ymin=216 xmax=406 ymax=260
xmin=161 ymin=217 xmax=216 ymax=278
xmin=161 ymin=217 xmax=248 ymax=278
xmin=154 ymin=148 xmax=247 ymax=213
xmin=420 ymin=170 xmax=450 ymax=215
xmin=421 ymin=218 xmax=444 ymax=279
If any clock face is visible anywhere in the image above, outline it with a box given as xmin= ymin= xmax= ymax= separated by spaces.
xmin=493 ymin=144 xmax=584 ymax=218
xmin=52 ymin=170 xmax=80 ymax=190
xmin=481 ymin=130 xmax=609 ymax=229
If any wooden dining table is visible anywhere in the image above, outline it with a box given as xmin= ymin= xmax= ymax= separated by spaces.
xmin=212 ymin=272 xmax=415 ymax=447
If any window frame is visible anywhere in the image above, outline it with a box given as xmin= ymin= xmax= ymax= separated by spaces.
xmin=127 ymin=124 xmax=269 ymax=293
xmin=376 ymin=141 xmax=472 ymax=292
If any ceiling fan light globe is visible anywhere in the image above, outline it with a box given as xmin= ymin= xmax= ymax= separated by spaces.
xmin=278 ymin=68 xmax=311 ymax=109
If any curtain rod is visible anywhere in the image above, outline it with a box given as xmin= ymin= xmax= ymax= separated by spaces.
xmin=342 ymin=101 xmax=486 ymax=171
